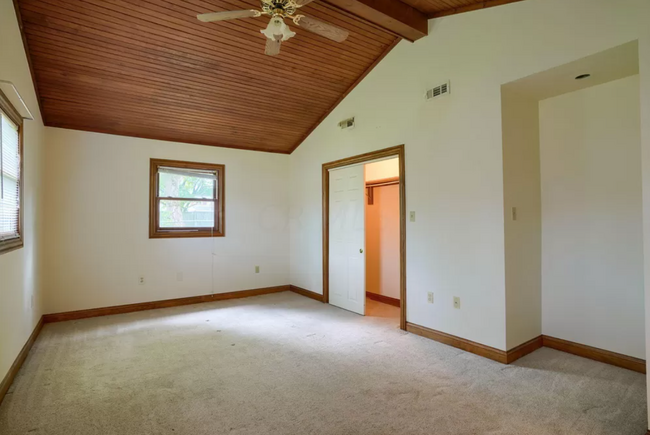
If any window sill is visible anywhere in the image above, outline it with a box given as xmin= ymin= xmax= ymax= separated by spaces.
xmin=149 ymin=230 xmax=225 ymax=239
xmin=0 ymin=238 xmax=24 ymax=255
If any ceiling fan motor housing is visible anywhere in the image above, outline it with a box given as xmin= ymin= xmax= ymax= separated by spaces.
xmin=261 ymin=0 xmax=297 ymax=17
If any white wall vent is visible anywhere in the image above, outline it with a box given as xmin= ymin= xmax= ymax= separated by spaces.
xmin=338 ymin=117 xmax=355 ymax=130
xmin=425 ymin=82 xmax=450 ymax=101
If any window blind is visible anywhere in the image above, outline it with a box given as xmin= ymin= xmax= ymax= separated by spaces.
xmin=158 ymin=166 xmax=217 ymax=180
xmin=0 ymin=112 xmax=20 ymax=241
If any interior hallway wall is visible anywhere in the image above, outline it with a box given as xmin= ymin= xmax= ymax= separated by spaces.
xmin=540 ymin=75 xmax=644 ymax=359
xmin=0 ymin=0 xmax=46 ymax=384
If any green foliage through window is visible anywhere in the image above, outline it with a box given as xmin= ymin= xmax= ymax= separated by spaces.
xmin=158 ymin=171 xmax=216 ymax=228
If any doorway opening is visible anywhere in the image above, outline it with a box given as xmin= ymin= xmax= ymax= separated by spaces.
xmin=322 ymin=145 xmax=406 ymax=330
xmin=365 ymin=159 xmax=401 ymax=324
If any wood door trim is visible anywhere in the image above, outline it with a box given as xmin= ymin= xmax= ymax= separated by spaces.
xmin=322 ymin=145 xmax=406 ymax=330
xmin=366 ymin=291 xmax=401 ymax=308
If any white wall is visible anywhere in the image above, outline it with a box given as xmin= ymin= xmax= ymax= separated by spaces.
xmin=365 ymin=184 xmax=400 ymax=299
xmin=540 ymin=76 xmax=644 ymax=359
xmin=641 ymin=16 xmax=650 ymax=426
xmin=501 ymin=89 xmax=541 ymax=350
xmin=289 ymin=0 xmax=650 ymax=351
xmin=0 ymin=0 xmax=45 ymax=382
xmin=42 ymin=129 xmax=290 ymax=314
xmin=365 ymin=159 xmax=399 ymax=182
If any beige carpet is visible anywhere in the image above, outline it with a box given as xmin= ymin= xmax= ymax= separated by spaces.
xmin=0 ymin=292 xmax=646 ymax=435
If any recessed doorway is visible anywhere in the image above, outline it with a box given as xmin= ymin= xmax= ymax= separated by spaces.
xmin=322 ymin=145 xmax=406 ymax=329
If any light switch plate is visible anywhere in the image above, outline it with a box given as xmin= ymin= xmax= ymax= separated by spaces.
xmin=453 ymin=296 xmax=461 ymax=309
xmin=410 ymin=211 xmax=416 ymax=222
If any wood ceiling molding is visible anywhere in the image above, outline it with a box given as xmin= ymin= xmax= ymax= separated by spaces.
xmin=14 ymin=0 xmax=528 ymax=153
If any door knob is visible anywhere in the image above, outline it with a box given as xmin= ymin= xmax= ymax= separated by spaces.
xmin=360 ymin=248 xmax=364 ymax=253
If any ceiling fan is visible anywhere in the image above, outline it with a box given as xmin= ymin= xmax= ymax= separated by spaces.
xmin=197 ymin=0 xmax=349 ymax=56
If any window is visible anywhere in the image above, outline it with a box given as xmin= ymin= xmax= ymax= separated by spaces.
xmin=0 ymin=90 xmax=23 ymax=254
xmin=149 ymin=159 xmax=225 ymax=238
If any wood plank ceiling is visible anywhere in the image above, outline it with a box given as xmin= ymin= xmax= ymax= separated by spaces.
xmin=14 ymin=0 xmax=524 ymax=153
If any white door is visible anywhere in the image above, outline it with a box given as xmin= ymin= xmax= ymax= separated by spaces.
xmin=329 ymin=165 xmax=365 ymax=315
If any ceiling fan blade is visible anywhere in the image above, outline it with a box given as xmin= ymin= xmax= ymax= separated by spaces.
xmin=197 ymin=10 xmax=260 ymax=22
xmin=265 ymin=36 xmax=282 ymax=56
xmin=294 ymin=0 xmax=315 ymax=6
xmin=294 ymin=16 xmax=348 ymax=43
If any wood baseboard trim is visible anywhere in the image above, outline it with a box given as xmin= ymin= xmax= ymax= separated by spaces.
xmin=406 ymin=325 xmax=646 ymax=374
xmin=406 ymin=324 xmax=543 ymax=365
xmin=366 ymin=291 xmax=401 ymax=308
xmin=289 ymin=285 xmax=324 ymax=302
xmin=0 ymin=316 xmax=44 ymax=406
xmin=542 ymin=335 xmax=646 ymax=374
xmin=506 ymin=336 xmax=543 ymax=364
xmin=406 ymin=322 xmax=508 ymax=364
xmin=43 ymin=285 xmax=291 ymax=323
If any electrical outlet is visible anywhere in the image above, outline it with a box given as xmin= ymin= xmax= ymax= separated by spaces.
xmin=139 ymin=276 xmax=145 ymax=285
xmin=176 ymin=272 xmax=183 ymax=282
xmin=427 ymin=292 xmax=434 ymax=304
xmin=410 ymin=211 xmax=416 ymax=222
xmin=453 ymin=296 xmax=461 ymax=309
xmin=255 ymin=266 xmax=260 ymax=274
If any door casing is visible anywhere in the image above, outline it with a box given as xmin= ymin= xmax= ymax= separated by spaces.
xmin=322 ymin=145 xmax=406 ymax=330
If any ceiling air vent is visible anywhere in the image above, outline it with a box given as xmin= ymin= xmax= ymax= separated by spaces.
xmin=425 ymin=81 xmax=450 ymax=101
xmin=338 ymin=117 xmax=355 ymax=130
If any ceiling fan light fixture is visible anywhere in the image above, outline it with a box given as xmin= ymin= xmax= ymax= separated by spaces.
xmin=198 ymin=1 xmax=346 ymax=56
xmin=261 ymin=16 xmax=296 ymax=42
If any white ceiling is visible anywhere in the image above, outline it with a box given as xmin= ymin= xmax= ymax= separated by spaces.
xmin=503 ymin=40 xmax=639 ymax=101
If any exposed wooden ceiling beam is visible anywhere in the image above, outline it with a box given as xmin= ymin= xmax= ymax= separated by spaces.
xmin=429 ymin=0 xmax=525 ymax=19
xmin=324 ymin=0 xmax=428 ymax=42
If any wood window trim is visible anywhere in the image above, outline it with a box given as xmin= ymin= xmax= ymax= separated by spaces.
xmin=149 ymin=158 xmax=225 ymax=239
xmin=0 ymin=90 xmax=24 ymax=256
